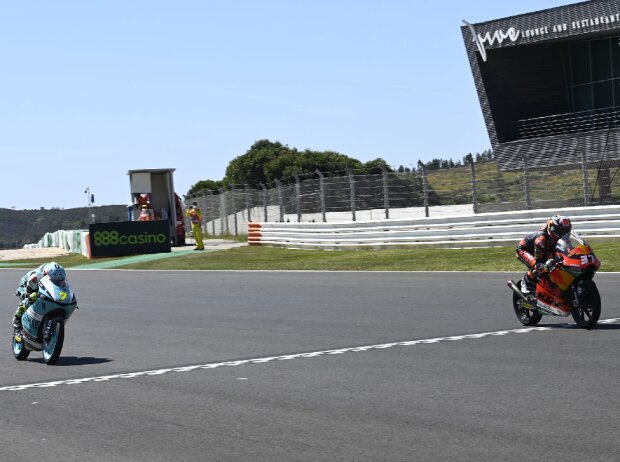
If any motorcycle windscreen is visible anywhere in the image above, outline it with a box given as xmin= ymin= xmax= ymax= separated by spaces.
xmin=39 ymin=275 xmax=74 ymax=304
xmin=556 ymin=232 xmax=600 ymax=273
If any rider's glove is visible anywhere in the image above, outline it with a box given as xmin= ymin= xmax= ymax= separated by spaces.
xmin=532 ymin=262 xmax=545 ymax=279
xmin=28 ymin=292 xmax=39 ymax=303
xmin=544 ymin=258 xmax=556 ymax=272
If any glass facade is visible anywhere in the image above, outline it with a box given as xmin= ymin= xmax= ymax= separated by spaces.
xmin=569 ymin=36 xmax=620 ymax=112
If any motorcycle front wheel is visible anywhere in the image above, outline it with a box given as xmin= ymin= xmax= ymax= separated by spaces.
xmin=571 ymin=281 xmax=601 ymax=330
xmin=513 ymin=291 xmax=542 ymax=326
xmin=42 ymin=320 xmax=65 ymax=365
xmin=12 ymin=331 xmax=30 ymax=361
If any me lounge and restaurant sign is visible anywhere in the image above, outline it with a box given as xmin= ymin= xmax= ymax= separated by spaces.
xmin=464 ymin=10 xmax=620 ymax=62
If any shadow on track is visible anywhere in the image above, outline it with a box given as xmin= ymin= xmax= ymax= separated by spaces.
xmin=589 ymin=324 xmax=620 ymax=330
xmin=539 ymin=322 xmax=620 ymax=330
xmin=30 ymin=356 xmax=112 ymax=366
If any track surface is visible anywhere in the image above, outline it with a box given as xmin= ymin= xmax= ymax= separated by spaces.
xmin=1 ymin=269 xmax=619 ymax=461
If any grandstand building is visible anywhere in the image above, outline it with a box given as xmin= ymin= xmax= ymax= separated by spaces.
xmin=462 ymin=0 xmax=620 ymax=199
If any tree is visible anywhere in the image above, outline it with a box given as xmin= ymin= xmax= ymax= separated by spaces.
xmin=224 ymin=140 xmax=295 ymax=187
xmin=360 ymin=158 xmax=392 ymax=174
xmin=223 ymin=139 xmax=364 ymax=187
xmin=186 ymin=179 xmax=224 ymax=198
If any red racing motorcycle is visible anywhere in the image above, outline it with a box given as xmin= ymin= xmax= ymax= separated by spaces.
xmin=508 ymin=231 xmax=601 ymax=329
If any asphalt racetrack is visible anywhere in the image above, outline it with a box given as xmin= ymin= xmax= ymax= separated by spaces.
xmin=1 ymin=269 xmax=619 ymax=461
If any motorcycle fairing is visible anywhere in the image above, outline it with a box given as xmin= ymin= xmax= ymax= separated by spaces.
xmin=547 ymin=232 xmax=600 ymax=293
xmin=20 ymin=308 xmax=44 ymax=350
xmin=556 ymin=234 xmax=600 ymax=273
xmin=536 ymin=299 xmax=570 ymax=317
xmin=21 ymin=307 xmax=43 ymax=338
xmin=535 ymin=275 xmax=571 ymax=315
xmin=549 ymin=267 xmax=575 ymax=291
xmin=39 ymin=275 xmax=74 ymax=305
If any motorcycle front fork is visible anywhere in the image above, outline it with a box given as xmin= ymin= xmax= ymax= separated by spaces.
xmin=571 ymin=283 xmax=584 ymax=308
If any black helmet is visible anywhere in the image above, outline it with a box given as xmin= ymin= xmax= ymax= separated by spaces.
xmin=547 ymin=215 xmax=572 ymax=240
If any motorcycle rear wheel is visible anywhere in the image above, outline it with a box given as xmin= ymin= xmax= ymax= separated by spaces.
xmin=12 ymin=332 xmax=30 ymax=361
xmin=513 ymin=291 xmax=542 ymax=326
xmin=42 ymin=320 xmax=64 ymax=365
xmin=571 ymin=282 xmax=601 ymax=330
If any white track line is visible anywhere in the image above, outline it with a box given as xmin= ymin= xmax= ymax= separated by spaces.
xmin=3 ymin=317 xmax=620 ymax=392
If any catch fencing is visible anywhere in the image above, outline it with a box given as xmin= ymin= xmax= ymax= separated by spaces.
xmin=187 ymin=155 xmax=620 ymax=237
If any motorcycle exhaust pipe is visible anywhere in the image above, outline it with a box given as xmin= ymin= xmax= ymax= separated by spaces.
xmin=507 ymin=280 xmax=529 ymax=303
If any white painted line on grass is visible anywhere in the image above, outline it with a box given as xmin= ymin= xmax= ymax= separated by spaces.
xmin=3 ymin=317 xmax=620 ymax=392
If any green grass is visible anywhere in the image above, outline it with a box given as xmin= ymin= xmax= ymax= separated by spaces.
xmin=4 ymin=238 xmax=620 ymax=272
xmin=121 ymin=240 xmax=620 ymax=271
xmin=0 ymin=253 xmax=133 ymax=269
xmin=118 ymin=246 xmax=523 ymax=271
xmin=2 ymin=240 xmax=620 ymax=271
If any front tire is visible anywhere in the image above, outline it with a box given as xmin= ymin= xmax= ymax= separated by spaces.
xmin=513 ymin=291 xmax=542 ymax=326
xmin=12 ymin=332 xmax=30 ymax=361
xmin=571 ymin=281 xmax=601 ymax=330
xmin=42 ymin=320 xmax=64 ymax=365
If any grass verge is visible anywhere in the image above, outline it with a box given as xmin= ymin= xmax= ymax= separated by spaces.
xmin=3 ymin=238 xmax=620 ymax=272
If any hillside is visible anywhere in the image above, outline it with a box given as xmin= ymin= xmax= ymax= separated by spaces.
xmin=0 ymin=205 xmax=128 ymax=249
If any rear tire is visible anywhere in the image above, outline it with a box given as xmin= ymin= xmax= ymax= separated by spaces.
xmin=42 ymin=320 xmax=64 ymax=365
xmin=513 ymin=291 xmax=542 ymax=326
xmin=12 ymin=332 xmax=30 ymax=361
xmin=571 ymin=282 xmax=601 ymax=330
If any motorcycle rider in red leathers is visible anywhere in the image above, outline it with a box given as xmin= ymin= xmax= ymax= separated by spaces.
xmin=516 ymin=215 xmax=572 ymax=294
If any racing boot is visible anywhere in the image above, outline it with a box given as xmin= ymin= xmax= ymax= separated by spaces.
xmin=520 ymin=274 xmax=535 ymax=295
xmin=12 ymin=302 xmax=27 ymax=329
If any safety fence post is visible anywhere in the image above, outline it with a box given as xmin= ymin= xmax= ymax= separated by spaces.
xmin=419 ymin=162 xmax=430 ymax=218
xmin=581 ymin=149 xmax=591 ymax=207
xmin=468 ymin=155 xmax=479 ymax=214
xmin=347 ymin=168 xmax=356 ymax=222
xmin=315 ymin=169 xmax=327 ymax=222
xmin=207 ymin=190 xmax=216 ymax=236
xmin=244 ymin=184 xmax=252 ymax=222
xmin=275 ymin=180 xmax=284 ymax=223
xmin=230 ymin=184 xmax=238 ymax=236
xmin=260 ymin=183 xmax=268 ymax=222
xmin=381 ymin=166 xmax=390 ymax=219
xmin=218 ymin=188 xmax=228 ymax=234
xmin=293 ymin=174 xmax=302 ymax=222
xmin=522 ymin=151 xmax=532 ymax=210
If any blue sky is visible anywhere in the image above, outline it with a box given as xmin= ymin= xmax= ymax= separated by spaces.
xmin=0 ymin=0 xmax=577 ymax=209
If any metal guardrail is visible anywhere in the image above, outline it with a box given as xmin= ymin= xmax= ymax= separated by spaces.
xmin=248 ymin=205 xmax=620 ymax=249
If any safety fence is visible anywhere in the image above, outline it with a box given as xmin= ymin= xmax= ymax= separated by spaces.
xmin=247 ymin=205 xmax=620 ymax=249
xmin=187 ymin=157 xmax=620 ymax=237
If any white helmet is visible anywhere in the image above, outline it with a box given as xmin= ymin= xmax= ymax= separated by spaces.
xmin=44 ymin=262 xmax=67 ymax=287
